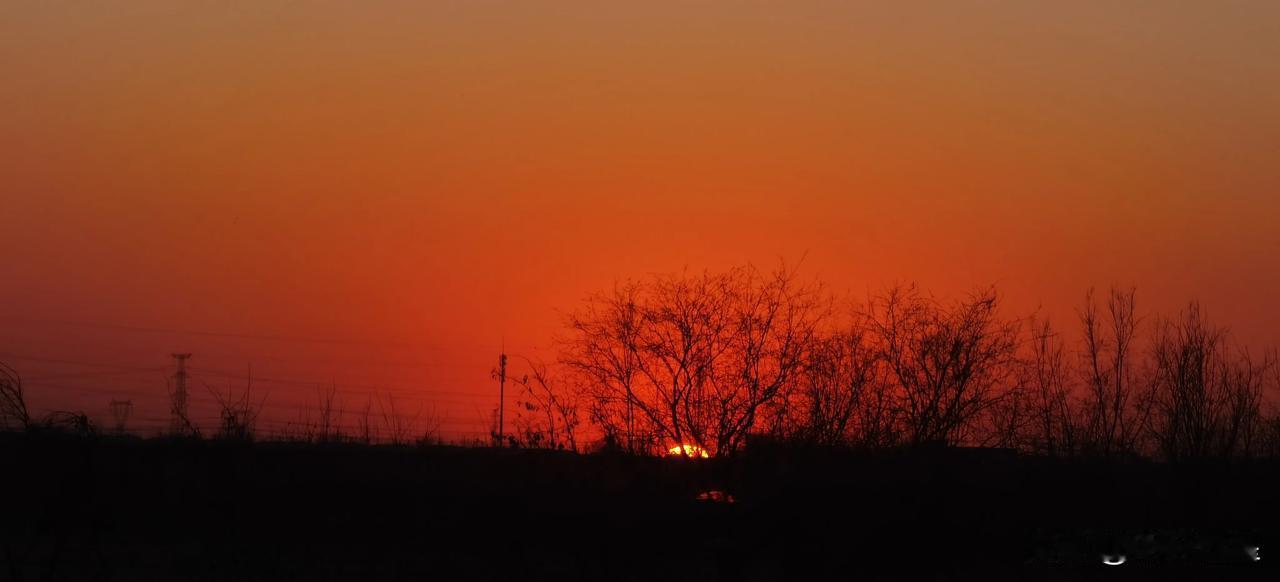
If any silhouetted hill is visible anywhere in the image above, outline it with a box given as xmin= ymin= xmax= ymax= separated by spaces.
xmin=0 ymin=433 xmax=1275 ymax=581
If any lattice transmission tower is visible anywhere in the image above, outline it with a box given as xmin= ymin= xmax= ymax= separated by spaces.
xmin=109 ymin=399 xmax=132 ymax=435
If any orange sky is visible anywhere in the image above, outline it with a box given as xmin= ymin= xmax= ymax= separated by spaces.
xmin=2 ymin=2 xmax=1278 ymax=438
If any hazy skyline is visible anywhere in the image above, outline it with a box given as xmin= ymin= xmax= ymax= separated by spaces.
xmin=3 ymin=1 xmax=1278 ymax=437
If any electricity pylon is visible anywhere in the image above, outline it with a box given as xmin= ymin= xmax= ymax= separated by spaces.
xmin=109 ymin=399 xmax=132 ymax=435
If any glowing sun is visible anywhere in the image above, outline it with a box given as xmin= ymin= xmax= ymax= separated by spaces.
xmin=667 ymin=444 xmax=710 ymax=458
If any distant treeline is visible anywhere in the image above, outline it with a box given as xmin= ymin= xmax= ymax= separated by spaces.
xmin=542 ymin=263 xmax=1279 ymax=460
xmin=4 ymin=263 xmax=1278 ymax=461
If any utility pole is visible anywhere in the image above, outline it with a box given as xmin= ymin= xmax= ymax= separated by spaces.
xmin=170 ymin=353 xmax=192 ymax=435
xmin=496 ymin=349 xmax=507 ymax=446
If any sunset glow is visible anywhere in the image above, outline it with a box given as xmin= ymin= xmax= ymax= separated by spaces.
xmin=2 ymin=4 xmax=1279 ymax=580
xmin=668 ymin=445 xmax=710 ymax=459
xmin=1 ymin=1 xmax=1278 ymax=443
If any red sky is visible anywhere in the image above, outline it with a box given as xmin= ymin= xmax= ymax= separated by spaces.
xmin=2 ymin=2 xmax=1278 ymax=439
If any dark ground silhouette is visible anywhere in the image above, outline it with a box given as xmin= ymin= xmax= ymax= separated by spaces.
xmin=0 ymin=433 xmax=1276 ymax=581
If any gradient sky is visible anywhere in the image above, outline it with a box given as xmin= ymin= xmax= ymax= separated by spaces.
xmin=2 ymin=1 xmax=1278 ymax=438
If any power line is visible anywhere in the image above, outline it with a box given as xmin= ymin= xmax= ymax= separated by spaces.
xmin=1 ymin=350 xmax=499 ymax=385
xmin=24 ymin=368 xmax=167 ymax=381
xmin=20 ymin=376 xmax=491 ymax=410
xmin=4 ymin=348 xmax=508 ymax=440
xmin=186 ymin=366 xmax=494 ymax=400
xmin=0 ymin=315 xmax=487 ymax=351
xmin=1 ymin=351 xmax=497 ymax=400
xmin=21 ymin=380 xmax=164 ymax=400
xmin=0 ymin=352 xmax=167 ymax=373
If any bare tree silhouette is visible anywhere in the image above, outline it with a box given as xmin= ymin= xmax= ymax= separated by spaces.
xmin=563 ymin=280 xmax=646 ymax=453
xmin=207 ymin=368 xmax=266 ymax=441
xmin=866 ymin=285 xmax=1020 ymax=446
xmin=165 ymin=374 xmax=202 ymax=439
xmin=377 ymin=393 xmax=417 ymax=445
xmin=2 ymin=361 xmax=101 ymax=436
xmin=415 ymin=404 xmax=444 ymax=446
xmin=317 ymin=384 xmax=342 ymax=442
xmin=285 ymin=385 xmax=345 ymax=443
xmin=356 ymin=396 xmax=376 ymax=444
xmin=511 ymin=357 xmax=581 ymax=451
xmin=40 ymin=410 xmax=95 ymax=435
xmin=723 ymin=265 xmax=827 ymax=453
xmin=563 ymin=264 xmax=823 ymax=456
xmin=786 ymin=315 xmax=889 ymax=447
xmin=1078 ymin=287 xmax=1151 ymax=456
xmin=1259 ymin=354 xmax=1280 ymax=457
xmin=0 ymin=361 xmax=30 ymax=431
xmin=1023 ymin=317 xmax=1080 ymax=456
xmin=1147 ymin=303 xmax=1271 ymax=460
